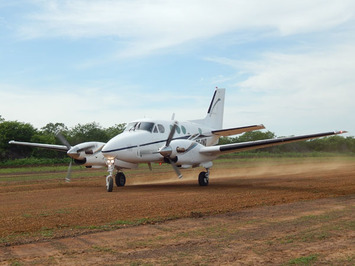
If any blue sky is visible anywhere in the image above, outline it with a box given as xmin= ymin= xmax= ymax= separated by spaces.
xmin=0 ymin=0 xmax=354 ymax=136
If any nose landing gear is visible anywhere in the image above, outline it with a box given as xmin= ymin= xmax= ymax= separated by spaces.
xmin=106 ymin=162 xmax=115 ymax=192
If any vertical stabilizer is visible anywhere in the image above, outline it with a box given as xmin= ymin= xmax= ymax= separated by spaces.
xmin=205 ymin=88 xmax=225 ymax=129
xmin=190 ymin=88 xmax=225 ymax=129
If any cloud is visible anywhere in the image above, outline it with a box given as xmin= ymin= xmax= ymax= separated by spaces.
xmin=18 ymin=0 xmax=355 ymax=57
xmin=207 ymin=45 xmax=355 ymax=135
xmin=0 ymin=84 xmax=209 ymax=129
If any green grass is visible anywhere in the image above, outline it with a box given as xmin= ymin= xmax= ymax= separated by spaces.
xmin=287 ymin=254 xmax=318 ymax=265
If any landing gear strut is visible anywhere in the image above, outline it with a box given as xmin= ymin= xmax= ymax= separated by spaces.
xmin=198 ymin=169 xmax=209 ymax=186
xmin=106 ymin=161 xmax=115 ymax=192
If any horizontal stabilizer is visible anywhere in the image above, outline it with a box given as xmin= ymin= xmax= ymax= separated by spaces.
xmin=212 ymin=124 xmax=265 ymax=136
xmin=9 ymin=140 xmax=68 ymax=152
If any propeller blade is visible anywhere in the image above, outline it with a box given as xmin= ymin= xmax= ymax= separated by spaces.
xmin=166 ymin=121 xmax=178 ymax=146
xmin=65 ymin=160 xmax=72 ymax=182
xmin=168 ymin=157 xmax=183 ymax=179
xmin=56 ymin=131 xmax=71 ymax=150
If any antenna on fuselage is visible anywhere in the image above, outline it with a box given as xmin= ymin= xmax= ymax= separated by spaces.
xmin=171 ymin=113 xmax=175 ymax=120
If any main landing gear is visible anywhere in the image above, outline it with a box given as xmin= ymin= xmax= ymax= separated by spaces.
xmin=115 ymin=172 xmax=126 ymax=187
xmin=105 ymin=162 xmax=210 ymax=192
xmin=198 ymin=169 xmax=210 ymax=186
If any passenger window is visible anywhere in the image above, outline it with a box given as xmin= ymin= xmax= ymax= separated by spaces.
xmin=181 ymin=125 xmax=187 ymax=134
xmin=158 ymin=124 xmax=165 ymax=133
xmin=176 ymin=126 xmax=181 ymax=134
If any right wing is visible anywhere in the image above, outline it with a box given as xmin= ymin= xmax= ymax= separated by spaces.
xmin=9 ymin=140 xmax=68 ymax=152
xmin=200 ymin=131 xmax=347 ymax=156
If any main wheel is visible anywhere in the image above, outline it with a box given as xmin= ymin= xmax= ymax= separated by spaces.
xmin=198 ymin=171 xmax=209 ymax=186
xmin=115 ymin=172 xmax=126 ymax=187
xmin=106 ymin=176 xmax=113 ymax=192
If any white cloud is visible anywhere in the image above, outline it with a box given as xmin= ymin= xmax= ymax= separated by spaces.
xmin=0 ymin=84 xmax=210 ymax=129
xmin=18 ymin=0 xmax=355 ymax=57
xmin=208 ymin=45 xmax=355 ymax=135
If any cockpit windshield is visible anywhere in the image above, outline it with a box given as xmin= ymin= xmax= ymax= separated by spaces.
xmin=125 ymin=122 xmax=155 ymax=133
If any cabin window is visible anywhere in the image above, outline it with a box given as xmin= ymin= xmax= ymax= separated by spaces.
xmin=158 ymin=124 xmax=165 ymax=133
xmin=170 ymin=124 xmax=181 ymax=134
xmin=181 ymin=125 xmax=187 ymax=134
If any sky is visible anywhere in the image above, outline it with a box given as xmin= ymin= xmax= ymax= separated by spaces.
xmin=0 ymin=0 xmax=354 ymax=137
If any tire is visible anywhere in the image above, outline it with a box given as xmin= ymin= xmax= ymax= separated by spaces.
xmin=115 ymin=172 xmax=126 ymax=187
xmin=107 ymin=177 xmax=113 ymax=192
xmin=198 ymin=171 xmax=209 ymax=186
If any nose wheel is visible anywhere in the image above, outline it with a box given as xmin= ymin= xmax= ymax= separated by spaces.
xmin=106 ymin=175 xmax=113 ymax=192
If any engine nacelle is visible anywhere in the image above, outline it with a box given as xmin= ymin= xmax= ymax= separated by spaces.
xmin=74 ymin=153 xmax=106 ymax=167
xmin=169 ymin=140 xmax=212 ymax=165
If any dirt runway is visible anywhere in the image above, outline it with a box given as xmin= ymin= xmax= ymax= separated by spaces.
xmin=0 ymin=157 xmax=354 ymax=264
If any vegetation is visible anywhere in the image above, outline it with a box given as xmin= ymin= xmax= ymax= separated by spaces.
xmin=0 ymin=115 xmax=354 ymax=165
xmin=0 ymin=117 xmax=125 ymax=162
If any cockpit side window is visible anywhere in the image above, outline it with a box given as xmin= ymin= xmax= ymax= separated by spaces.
xmin=158 ymin=124 xmax=165 ymax=133
xmin=125 ymin=122 xmax=138 ymax=132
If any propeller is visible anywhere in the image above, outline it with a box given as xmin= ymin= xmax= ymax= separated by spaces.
xmin=158 ymin=122 xmax=183 ymax=179
xmin=55 ymin=131 xmax=74 ymax=182
xmin=56 ymin=131 xmax=71 ymax=150
xmin=65 ymin=160 xmax=72 ymax=183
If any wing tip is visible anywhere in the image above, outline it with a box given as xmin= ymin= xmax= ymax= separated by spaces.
xmin=335 ymin=130 xmax=347 ymax=134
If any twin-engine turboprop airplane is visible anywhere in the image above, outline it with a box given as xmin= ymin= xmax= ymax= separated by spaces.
xmin=101 ymin=88 xmax=346 ymax=192
xmin=9 ymin=132 xmax=106 ymax=182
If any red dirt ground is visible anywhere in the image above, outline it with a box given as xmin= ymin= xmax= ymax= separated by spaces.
xmin=0 ymin=158 xmax=354 ymax=265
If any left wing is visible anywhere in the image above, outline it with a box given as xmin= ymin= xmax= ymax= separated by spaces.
xmin=200 ymin=131 xmax=347 ymax=155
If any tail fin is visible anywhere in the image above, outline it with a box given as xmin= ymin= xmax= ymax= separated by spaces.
xmin=191 ymin=88 xmax=225 ymax=129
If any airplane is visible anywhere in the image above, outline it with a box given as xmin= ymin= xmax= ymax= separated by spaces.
xmin=101 ymin=88 xmax=346 ymax=192
xmin=9 ymin=132 xmax=106 ymax=182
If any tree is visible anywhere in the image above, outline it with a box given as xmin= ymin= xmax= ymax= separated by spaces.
xmin=234 ymin=131 xmax=276 ymax=143
xmin=105 ymin=123 xmax=126 ymax=140
xmin=41 ymin=122 xmax=68 ymax=136
xmin=69 ymin=122 xmax=108 ymax=144
xmin=0 ymin=120 xmax=37 ymax=160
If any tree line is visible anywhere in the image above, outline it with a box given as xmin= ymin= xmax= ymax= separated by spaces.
xmin=0 ymin=115 xmax=354 ymax=162
xmin=0 ymin=115 xmax=125 ymax=161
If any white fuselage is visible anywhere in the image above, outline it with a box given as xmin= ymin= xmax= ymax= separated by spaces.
xmin=101 ymin=118 xmax=219 ymax=167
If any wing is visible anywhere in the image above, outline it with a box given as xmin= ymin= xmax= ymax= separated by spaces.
xmin=9 ymin=140 xmax=68 ymax=152
xmin=212 ymin=124 xmax=265 ymax=136
xmin=200 ymin=131 xmax=347 ymax=155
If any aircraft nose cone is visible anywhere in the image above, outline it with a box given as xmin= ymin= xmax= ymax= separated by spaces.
xmin=102 ymin=140 xmax=118 ymax=158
